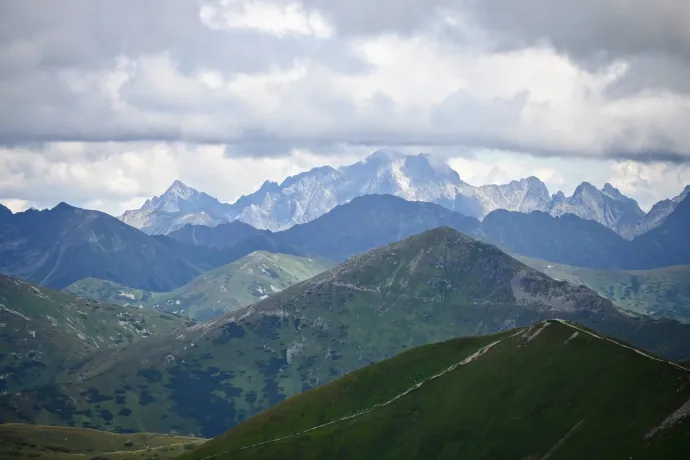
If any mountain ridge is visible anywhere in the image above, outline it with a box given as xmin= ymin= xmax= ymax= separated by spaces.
xmin=0 ymin=202 xmax=248 ymax=290
xmin=180 ymin=319 xmax=690 ymax=460
xmin=0 ymin=273 xmax=192 ymax=397
xmin=119 ymin=150 xmax=676 ymax=237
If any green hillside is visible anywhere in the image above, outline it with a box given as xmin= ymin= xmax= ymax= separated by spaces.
xmin=144 ymin=251 xmax=330 ymax=320
xmin=65 ymin=252 xmax=330 ymax=321
xmin=65 ymin=278 xmax=153 ymax=307
xmin=182 ymin=320 xmax=690 ymax=460
xmin=0 ymin=274 xmax=193 ymax=396
xmin=517 ymin=256 xmax=690 ymax=322
xmin=5 ymin=228 xmax=690 ymax=438
xmin=0 ymin=423 xmax=205 ymax=460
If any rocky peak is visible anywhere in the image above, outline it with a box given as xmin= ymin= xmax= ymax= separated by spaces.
xmin=0 ymin=203 xmax=13 ymax=221
xmin=149 ymin=181 xmax=202 ymax=213
xmin=601 ymin=183 xmax=642 ymax=210
xmin=602 ymin=182 xmax=620 ymax=196
xmin=674 ymin=185 xmax=690 ymax=203
xmin=167 ymin=180 xmax=196 ymax=199
xmin=572 ymin=181 xmax=599 ymax=197
xmin=474 ymin=176 xmax=551 ymax=214
xmin=549 ymin=182 xmax=644 ymax=239
xmin=52 ymin=202 xmax=77 ymax=213
xmin=119 ymin=181 xmax=236 ymax=234
xmin=551 ymin=191 xmax=566 ymax=201
xmin=364 ymin=149 xmax=408 ymax=163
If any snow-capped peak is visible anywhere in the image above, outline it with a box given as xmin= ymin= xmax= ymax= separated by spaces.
xmin=119 ymin=150 xmax=684 ymax=240
xmin=148 ymin=181 xmax=203 ymax=213
xmin=364 ymin=149 xmax=407 ymax=163
xmin=549 ymin=181 xmax=644 ymax=239
xmin=167 ymin=180 xmax=196 ymax=200
xmin=120 ymin=180 xmax=236 ymax=234
xmin=474 ymin=176 xmax=551 ymax=214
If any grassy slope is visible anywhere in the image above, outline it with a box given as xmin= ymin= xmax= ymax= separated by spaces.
xmin=144 ymin=251 xmax=331 ymax=320
xmin=0 ymin=275 xmax=193 ymax=396
xmin=65 ymin=252 xmax=331 ymax=321
xmin=516 ymin=255 xmax=690 ymax=322
xmin=65 ymin=279 xmax=153 ymax=307
xmin=0 ymin=424 xmax=205 ymax=460
xmin=182 ymin=320 xmax=690 ymax=460
xmin=6 ymin=228 xmax=690 ymax=439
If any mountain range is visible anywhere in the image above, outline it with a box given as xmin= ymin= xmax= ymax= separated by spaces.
xmin=167 ymin=191 xmax=690 ymax=273
xmin=4 ymin=190 xmax=690 ymax=299
xmin=0 ymin=202 xmax=250 ymax=291
xmin=5 ymin=227 xmax=690 ymax=437
xmin=118 ymin=150 xmax=686 ymax=239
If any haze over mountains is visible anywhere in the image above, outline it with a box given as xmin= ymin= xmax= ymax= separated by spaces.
xmin=118 ymin=150 xmax=683 ymax=239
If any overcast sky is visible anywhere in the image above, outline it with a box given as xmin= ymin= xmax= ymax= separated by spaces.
xmin=2 ymin=0 xmax=690 ymax=215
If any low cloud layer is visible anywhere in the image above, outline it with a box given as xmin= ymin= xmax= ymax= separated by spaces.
xmin=1 ymin=0 xmax=689 ymax=213
xmin=2 ymin=142 xmax=689 ymax=216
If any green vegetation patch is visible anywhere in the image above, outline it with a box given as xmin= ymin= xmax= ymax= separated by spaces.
xmin=0 ymin=423 xmax=205 ymax=460
xmin=183 ymin=321 xmax=690 ymax=460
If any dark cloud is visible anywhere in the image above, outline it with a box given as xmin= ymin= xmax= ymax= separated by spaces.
xmin=463 ymin=0 xmax=690 ymax=93
xmin=1 ymin=0 xmax=690 ymax=163
xmin=464 ymin=0 xmax=690 ymax=59
xmin=299 ymin=0 xmax=452 ymax=36
xmin=605 ymin=55 xmax=690 ymax=97
xmin=0 ymin=0 xmax=360 ymax=74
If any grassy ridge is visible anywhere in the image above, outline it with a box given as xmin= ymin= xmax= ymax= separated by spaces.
xmin=0 ymin=424 xmax=204 ymax=460
xmin=145 ymin=252 xmax=330 ymax=320
xmin=182 ymin=320 xmax=690 ymax=460
xmin=65 ymin=279 xmax=153 ymax=307
xmin=66 ymin=252 xmax=330 ymax=321
xmin=0 ymin=275 xmax=192 ymax=396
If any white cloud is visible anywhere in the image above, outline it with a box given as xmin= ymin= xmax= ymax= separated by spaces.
xmin=201 ymin=0 xmax=334 ymax=38
xmin=0 ymin=198 xmax=30 ymax=213
xmin=0 ymin=142 xmax=364 ymax=215
xmin=1 ymin=0 xmax=689 ymax=215
xmin=606 ymin=161 xmax=690 ymax=210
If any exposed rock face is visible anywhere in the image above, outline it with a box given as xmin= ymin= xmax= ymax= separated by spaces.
xmin=119 ymin=151 xmax=684 ymax=240
xmin=548 ymin=182 xmax=645 ymax=240
xmin=632 ymin=185 xmax=690 ymax=237
xmin=120 ymin=181 xmax=235 ymax=235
